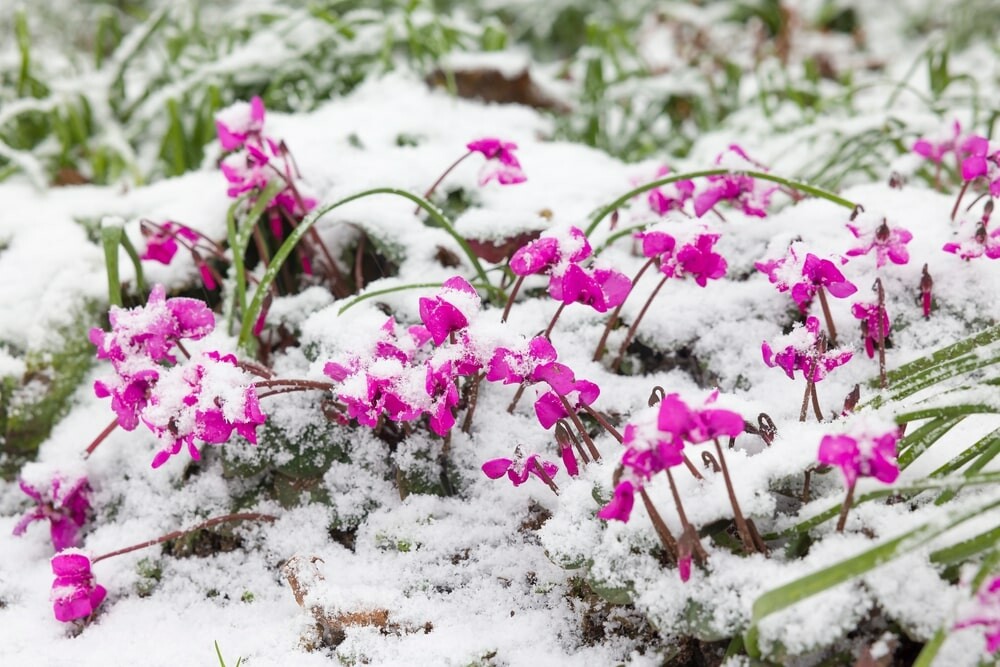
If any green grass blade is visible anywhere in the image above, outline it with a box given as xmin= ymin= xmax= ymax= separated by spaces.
xmin=101 ymin=219 xmax=124 ymax=307
xmin=934 ymin=427 xmax=1000 ymax=505
xmin=898 ymin=416 xmax=964 ymax=470
xmin=118 ymin=233 xmax=146 ymax=296
xmin=224 ymin=183 xmax=282 ymax=335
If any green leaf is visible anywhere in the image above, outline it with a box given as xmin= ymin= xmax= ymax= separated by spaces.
xmin=101 ymin=220 xmax=124 ymax=307
xmin=745 ymin=494 xmax=1000 ymax=658
xmin=224 ymin=182 xmax=283 ymax=335
xmin=119 ymin=233 xmax=147 ymax=297
xmin=897 ymin=416 xmax=964 ymax=469
xmin=934 ymin=427 xmax=1000 ymax=504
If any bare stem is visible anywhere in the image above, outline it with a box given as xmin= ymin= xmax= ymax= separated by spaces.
xmin=501 ymin=275 xmax=525 ymax=323
xmin=92 ymin=513 xmax=277 ymax=564
xmin=665 ymin=469 xmax=707 ymax=561
xmin=543 ymin=303 xmax=567 ymax=339
xmin=558 ymin=394 xmax=601 ymax=461
xmin=418 ymin=151 xmax=473 ymax=214
xmin=506 ymin=381 xmax=528 ymax=414
xmin=951 ymin=179 xmax=971 ymax=222
xmin=714 ymin=439 xmax=756 ymax=553
xmin=875 ymin=278 xmax=888 ymax=389
xmin=532 ymin=459 xmax=560 ymax=495
xmin=835 ymin=482 xmax=856 ymax=532
xmin=581 ymin=405 xmax=622 ymax=443
xmin=593 ymin=258 xmax=655 ymax=362
xmin=612 ymin=274 xmax=669 ymax=372
xmin=83 ymin=419 xmax=120 ymax=458
xmin=816 ymin=285 xmax=838 ymax=347
xmin=254 ymin=379 xmax=334 ymax=391
xmin=461 ymin=373 xmax=483 ymax=434
xmin=639 ymin=488 xmax=678 ymax=560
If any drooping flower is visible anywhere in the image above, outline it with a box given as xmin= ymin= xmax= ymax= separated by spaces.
xmin=467 ymin=137 xmax=526 ymax=185
xmin=619 ymin=418 xmax=685 ymax=481
xmin=636 ymin=225 xmax=728 ymax=286
xmin=216 ymin=96 xmax=266 ymax=151
xmin=51 ymin=550 xmax=106 ymax=622
xmin=482 ymin=446 xmax=558 ymax=487
xmin=954 ymin=576 xmax=1000 ymax=654
xmin=959 ymin=136 xmax=1000 ymax=195
xmin=140 ymin=222 xmax=200 ymax=265
xmin=943 ymin=210 xmax=1000 ymax=260
xmin=418 ymin=276 xmax=481 ymax=345
xmin=851 ymin=301 xmax=891 ymax=359
xmin=693 ymin=145 xmax=776 ymax=218
xmin=597 ymin=480 xmax=636 ymax=522
xmin=762 ymin=316 xmax=853 ymax=382
xmin=913 ymin=121 xmax=963 ymax=165
xmin=547 ymin=263 xmax=632 ymax=313
xmin=141 ymin=351 xmax=266 ymax=468
xmin=656 ymin=391 xmax=744 ymax=445
xmin=510 ymin=225 xmax=591 ymax=278
xmin=486 ymin=336 xmax=558 ymax=386
xmin=533 ymin=363 xmax=600 ymax=429
xmin=845 ymin=212 xmax=913 ymax=267
xmin=13 ymin=475 xmax=90 ymax=551
xmin=817 ymin=417 xmax=900 ymax=487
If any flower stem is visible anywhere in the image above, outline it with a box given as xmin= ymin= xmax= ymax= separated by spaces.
xmin=951 ymin=179 xmax=970 ymax=222
xmin=666 ymin=469 xmax=708 ymax=561
xmin=542 ymin=303 xmax=567 ymax=339
xmin=581 ymin=405 xmax=623 ymax=443
xmin=558 ymin=394 xmax=601 ymax=461
xmin=83 ymin=418 xmax=120 ymax=458
xmin=92 ymin=513 xmax=277 ymax=564
xmin=611 ymin=273 xmax=669 ymax=372
xmin=532 ymin=459 xmax=560 ymax=496
xmin=713 ymin=439 xmax=756 ymax=553
xmin=639 ymin=488 xmax=678 ymax=560
xmin=418 ymin=151 xmax=473 ymax=214
xmin=594 ymin=258 xmax=656 ymax=361
xmin=506 ymin=382 xmax=528 ymax=414
xmin=501 ymin=275 xmax=525 ymax=323
xmin=816 ymin=285 xmax=838 ymax=347
xmin=461 ymin=373 xmax=483 ymax=434
xmin=683 ymin=454 xmax=705 ymax=481
xmin=835 ymin=482 xmax=857 ymax=532
xmin=253 ymin=379 xmax=334 ymax=391
xmin=875 ymin=278 xmax=888 ymax=389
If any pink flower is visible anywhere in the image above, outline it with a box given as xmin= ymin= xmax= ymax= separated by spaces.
xmin=482 ymin=447 xmax=558 ymax=487
xmin=675 ymin=233 xmax=728 ymax=286
xmin=93 ymin=368 xmax=159 ymax=431
xmin=425 ymin=359 xmax=460 ymax=436
xmin=762 ymin=316 xmax=853 ymax=382
xmin=418 ymin=276 xmax=481 ymax=345
xmin=845 ymin=213 xmax=913 ymax=267
xmin=641 ymin=166 xmax=694 ymax=215
xmin=216 ymin=96 xmax=266 ymax=151
xmin=141 ymin=351 xmax=266 ymax=468
xmin=756 ymin=245 xmax=856 ymax=310
xmin=597 ymin=480 xmax=636 ymax=522
xmin=486 ymin=336 xmax=558 ymax=385
xmin=620 ymin=420 xmax=685 ymax=481
xmin=943 ymin=213 xmax=1000 ymax=260
xmin=955 ymin=576 xmax=1000 ymax=654
xmin=533 ymin=363 xmax=600 ymax=429
xmin=851 ymin=301 xmax=891 ymax=359
xmin=913 ymin=121 xmax=963 ymax=164
xmin=959 ymin=136 xmax=1000 ymax=195
xmin=510 ymin=226 xmax=591 ymax=277
xmin=656 ymin=391 xmax=744 ymax=444
xmin=51 ymin=550 xmax=106 ymax=622
xmin=467 ymin=138 xmax=526 ymax=185
xmin=141 ymin=222 xmax=199 ymax=265
xmin=693 ymin=145 xmax=775 ymax=218
xmin=817 ymin=420 xmax=900 ymax=487
xmin=13 ymin=475 xmax=90 ymax=551
xmin=548 ymin=263 xmax=632 ymax=313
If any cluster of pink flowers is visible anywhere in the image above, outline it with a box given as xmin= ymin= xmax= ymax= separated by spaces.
xmin=140 ymin=220 xmax=220 ymax=291
xmin=466 ymin=138 xmax=526 ymax=185
xmin=482 ymin=446 xmax=559 ymax=487
xmin=510 ymin=226 xmax=631 ymax=313
xmin=13 ymin=474 xmax=91 ymax=551
xmin=90 ymin=284 xmax=266 ymax=467
xmin=635 ymin=224 xmax=728 ymax=286
xmin=694 ymin=145 xmax=776 ymax=218
xmin=762 ymin=316 xmax=853 ymax=382
xmin=913 ymin=121 xmax=965 ymax=166
xmin=217 ymin=96 xmax=317 ymax=240
xmin=914 ymin=122 xmax=1000 ymax=194
xmin=756 ymin=242 xmax=857 ymax=310
xmin=640 ymin=166 xmax=695 ymax=215
xmin=817 ymin=417 xmax=900 ymax=488
xmin=599 ymin=392 xmax=743 ymax=523
xmin=944 ymin=207 xmax=1000 ymax=260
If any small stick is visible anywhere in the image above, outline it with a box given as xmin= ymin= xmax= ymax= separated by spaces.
xmin=816 ymin=285 xmax=838 ymax=347
xmin=83 ymin=419 xmax=120 ymax=458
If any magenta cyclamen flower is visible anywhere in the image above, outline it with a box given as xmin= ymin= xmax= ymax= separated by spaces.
xmin=486 ymin=336 xmax=557 ymax=385
xmin=845 ymin=213 xmax=913 ymax=268
xmin=955 ymin=576 xmax=1000 ymax=654
xmin=141 ymin=222 xmax=200 ymax=265
xmin=817 ymin=418 xmax=900 ymax=487
xmin=636 ymin=226 xmax=728 ymax=286
xmin=510 ymin=225 xmax=591 ymax=277
xmin=913 ymin=121 xmax=963 ymax=164
xmin=419 ymin=276 xmax=481 ymax=345
xmin=548 ymin=263 xmax=632 ymax=313
xmin=693 ymin=144 xmax=775 ymax=218
xmin=620 ymin=417 xmax=685 ymax=482
xmin=533 ymin=363 xmax=600 ymax=429
xmin=13 ymin=475 xmax=90 ymax=551
xmin=762 ymin=316 xmax=853 ymax=382
xmin=960 ymin=136 xmax=1000 ymax=195
xmin=51 ymin=550 xmax=106 ymax=622
xmin=944 ymin=213 xmax=1000 ymax=260
xmin=467 ymin=138 xmax=526 ymax=185
xmin=756 ymin=244 xmax=856 ymax=310
xmin=852 ymin=301 xmax=891 ymax=359
xmin=642 ymin=166 xmax=695 ymax=215
xmin=482 ymin=447 xmax=558 ymax=487
xmin=656 ymin=391 xmax=744 ymax=445
xmin=598 ymin=480 xmax=636 ymax=522
xmin=141 ymin=351 xmax=265 ymax=468
xmin=216 ymin=96 xmax=266 ymax=151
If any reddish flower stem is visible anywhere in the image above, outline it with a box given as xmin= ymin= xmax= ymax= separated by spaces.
xmin=418 ymin=151 xmax=473 ymax=214
xmin=683 ymin=454 xmax=705 ymax=481
xmin=835 ymin=481 xmax=856 ymax=532
xmin=557 ymin=394 xmax=601 ymax=461
xmin=532 ymin=459 xmax=560 ymax=496
xmin=713 ymin=438 xmax=756 ymax=553
xmin=951 ymin=179 xmax=970 ymax=222
xmin=581 ymin=405 xmax=622 ymax=443
xmin=253 ymin=379 xmax=334 ymax=391
xmin=816 ymin=285 xmax=838 ymax=347
xmin=612 ymin=274 xmax=669 ymax=372
xmin=542 ymin=303 xmax=567 ymax=339
xmin=92 ymin=513 xmax=277 ymax=564
xmin=461 ymin=373 xmax=484 ymax=434
xmin=593 ymin=258 xmax=656 ymax=362
xmin=665 ymin=469 xmax=708 ymax=561
xmin=639 ymin=488 xmax=678 ymax=560
xmin=501 ymin=275 xmax=525 ymax=323
xmin=875 ymin=278 xmax=888 ymax=389
xmin=83 ymin=418 xmax=120 ymax=458
xmin=506 ymin=382 xmax=528 ymax=414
